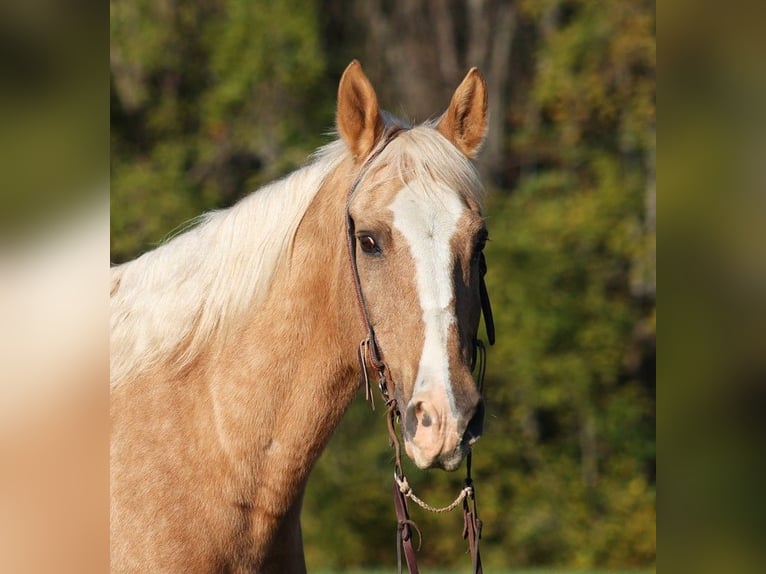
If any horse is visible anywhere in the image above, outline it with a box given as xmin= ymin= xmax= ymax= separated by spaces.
xmin=111 ymin=60 xmax=490 ymax=573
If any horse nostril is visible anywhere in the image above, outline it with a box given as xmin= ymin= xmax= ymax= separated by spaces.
xmin=404 ymin=401 xmax=422 ymax=440
xmin=404 ymin=399 xmax=438 ymax=441
xmin=463 ymin=399 xmax=485 ymax=445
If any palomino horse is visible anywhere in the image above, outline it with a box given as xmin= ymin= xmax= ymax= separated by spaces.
xmin=111 ymin=60 xmax=489 ymax=573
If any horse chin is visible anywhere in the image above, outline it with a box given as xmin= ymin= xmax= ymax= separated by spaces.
xmin=436 ymin=453 xmax=464 ymax=472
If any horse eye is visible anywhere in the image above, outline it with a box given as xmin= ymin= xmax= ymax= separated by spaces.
xmin=358 ymin=234 xmax=380 ymax=254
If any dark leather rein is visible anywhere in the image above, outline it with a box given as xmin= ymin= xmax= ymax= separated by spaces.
xmin=344 ymin=127 xmax=495 ymax=574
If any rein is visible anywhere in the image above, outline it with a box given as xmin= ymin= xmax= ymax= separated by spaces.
xmin=344 ymin=127 xmax=494 ymax=574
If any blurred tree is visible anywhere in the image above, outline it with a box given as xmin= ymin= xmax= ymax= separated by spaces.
xmin=476 ymin=0 xmax=655 ymax=567
xmin=110 ymin=0 xmax=330 ymax=262
xmin=348 ymin=0 xmax=518 ymax=184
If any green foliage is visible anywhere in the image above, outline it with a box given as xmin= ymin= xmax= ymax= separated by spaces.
xmin=111 ymin=0 xmax=330 ymax=262
xmin=111 ymin=0 xmax=655 ymax=569
xmin=477 ymin=158 xmax=655 ymax=568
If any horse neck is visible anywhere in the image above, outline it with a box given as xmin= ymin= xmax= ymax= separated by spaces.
xmin=204 ymin=156 xmax=365 ymax=477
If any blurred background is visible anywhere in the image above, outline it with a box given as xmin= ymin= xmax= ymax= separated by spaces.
xmin=110 ymin=0 xmax=655 ymax=571
xmin=15 ymin=0 xmax=766 ymax=572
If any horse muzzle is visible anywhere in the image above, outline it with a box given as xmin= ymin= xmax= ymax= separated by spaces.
xmin=402 ymin=395 xmax=485 ymax=471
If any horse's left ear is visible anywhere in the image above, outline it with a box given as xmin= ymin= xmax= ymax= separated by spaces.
xmin=436 ymin=68 xmax=488 ymax=159
xmin=337 ymin=60 xmax=385 ymax=160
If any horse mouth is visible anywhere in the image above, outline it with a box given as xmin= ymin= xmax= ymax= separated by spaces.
xmin=404 ymin=439 xmax=470 ymax=471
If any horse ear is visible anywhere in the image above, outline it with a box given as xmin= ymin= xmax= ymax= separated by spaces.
xmin=337 ymin=60 xmax=384 ymax=160
xmin=436 ymin=68 xmax=488 ymax=159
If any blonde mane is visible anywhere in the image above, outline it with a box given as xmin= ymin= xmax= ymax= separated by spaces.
xmin=110 ymin=126 xmax=484 ymax=389
xmin=110 ymin=141 xmax=347 ymax=387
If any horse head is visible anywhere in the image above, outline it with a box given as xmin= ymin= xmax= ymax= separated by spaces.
xmin=338 ymin=61 xmax=490 ymax=471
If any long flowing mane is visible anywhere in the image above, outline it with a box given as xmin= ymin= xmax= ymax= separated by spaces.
xmin=110 ymin=126 xmax=484 ymax=389
xmin=110 ymin=141 xmax=347 ymax=387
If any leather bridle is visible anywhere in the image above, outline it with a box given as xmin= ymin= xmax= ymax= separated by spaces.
xmin=344 ymin=126 xmax=495 ymax=574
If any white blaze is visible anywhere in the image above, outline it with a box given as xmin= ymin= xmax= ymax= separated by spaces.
xmin=389 ymin=181 xmax=464 ymax=415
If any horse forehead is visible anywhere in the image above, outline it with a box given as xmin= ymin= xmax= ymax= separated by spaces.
xmin=386 ymin=180 xmax=467 ymax=239
xmin=350 ymin=168 xmax=480 ymax=249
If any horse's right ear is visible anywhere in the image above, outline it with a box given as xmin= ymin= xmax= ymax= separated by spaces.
xmin=337 ymin=60 xmax=384 ymax=160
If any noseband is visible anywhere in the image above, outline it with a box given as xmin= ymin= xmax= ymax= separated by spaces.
xmin=344 ymin=126 xmax=494 ymax=574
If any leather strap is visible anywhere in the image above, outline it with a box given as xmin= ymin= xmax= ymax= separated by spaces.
xmin=479 ymin=252 xmax=495 ymax=346
xmin=463 ymin=497 xmax=483 ymax=574
xmin=345 ymin=126 xmax=408 ymax=401
xmin=463 ymin=454 xmax=483 ymax=574
xmin=392 ymin=479 xmax=420 ymax=574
